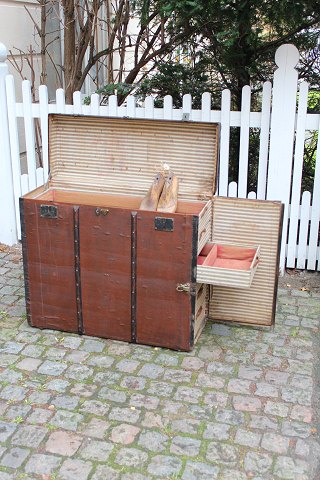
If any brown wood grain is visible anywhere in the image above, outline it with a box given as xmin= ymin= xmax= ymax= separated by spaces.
xmin=22 ymin=199 xmax=78 ymax=332
xmin=136 ymin=211 xmax=195 ymax=351
xmin=79 ymin=206 xmax=132 ymax=341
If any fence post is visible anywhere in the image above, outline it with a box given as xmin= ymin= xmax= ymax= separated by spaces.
xmin=267 ymin=44 xmax=300 ymax=273
xmin=0 ymin=43 xmax=18 ymax=246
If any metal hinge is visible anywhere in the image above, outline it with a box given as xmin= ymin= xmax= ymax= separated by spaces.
xmin=176 ymin=283 xmax=196 ymax=296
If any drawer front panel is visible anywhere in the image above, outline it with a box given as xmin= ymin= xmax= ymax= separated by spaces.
xmin=21 ymin=199 xmax=78 ymax=332
xmin=79 ymin=206 xmax=132 ymax=341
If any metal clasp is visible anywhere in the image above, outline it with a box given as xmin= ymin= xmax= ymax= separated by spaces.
xmin=95 ymin=208 xmax=109 ymax=216
xmin=176 ymin=283 xmax=192 ymax=293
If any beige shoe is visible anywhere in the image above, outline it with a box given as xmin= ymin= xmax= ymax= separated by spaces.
xmin=157 ymin=171 xmax=179 ymax=213
xmin=140 ymin=172 xmax=165 ymax=211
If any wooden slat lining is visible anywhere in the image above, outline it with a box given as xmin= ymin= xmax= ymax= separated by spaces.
xmin=208 ymin=197 xmax=283 ymax=326
xmin=48 ymin=115 xmax=219 ymax=202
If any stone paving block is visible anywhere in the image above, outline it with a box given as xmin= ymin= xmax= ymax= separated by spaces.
xmin=0 ymin=385 xmax=27 ymax=402
xmin=274 ymin=456 xmax=309 ymax=480
xmin=244 ymin=451 xmax=273 ymax=475
xmin=65 ymin=350 xmax=89 ymax=363
xmin=182 ymin=460 xmax=219 ymax=480
xmin=281 ymin=386 xmax=312 ymax=406
xmin=91 ymin=465 xmax=120 ymax=480
xmin=11 ymin=425 xmax=47 ymax=448
xmin=51 ymin=410 xmax=84 ymax=431
xmin=0 ymin=447 xmax=29 ymax=468
xmin=15 ymin=357 xmax=42 ymax=371
xmin=233 ymin=395 xmax=262 ymax=412
xmin=255 ymin=382 xmax=279 ymax=398
xmin=138 ymin=430 xmax=168 ymax=452
xmin=21 ymin=343 xmax=45 ymax=357
xmin=79 ymin=399 xmax=110 ymax=416
xmin=79 ymin=439 xmax=113 ymax=461
xmin=249 ymin=415 xmax=278 ymax=431
xmin=129 ymin=393 xmax=159 ymax=410
xmin=227 ymin=378 xmax=252 ymax=394
xmin=120 ymin=376 xmax=146 ymax=390
xmin=170 ymin=436 xmax=201 ymax=457
xmin=46 ymin=430 xmax=83 ymax=456
xmin=291 ymin=405 xmax=312 ymax=423
xmin=171 ymin=418 xmax=200 ymax=435
xmin=215 ymin=409 xmax=245 ymax=425
xmin=195 ymin=372 xmax=225 ymax=389
xmin=26 ymin=407 xmax=53 ymax=425
xmin=234 ymin=428 xmax=261 ymax=448
xmin=147 ymin=381 xmax=174 ymax=397
xmin=154 ymin=352 xmax=179 ymax=366
xmin=0 ymin=368 xmax=23 ymax=383
xmin=38 ymin=360 xmax=67 ymax=376
xmin=295 ymin=438 xmax=310 ymax=457
xmin=59 ymin=458 xmax=93 ymax=480
xmin=110 ymin=424 xmax=141 ymax=445
xmin=174 ymin=386 xmax=203 ymax=404
xmin=203 ymin=391 xmax=229 ymax=408
xmin=147 ymin=455 xmax=182 ymax=478
xmin=5 ymin=404 xmax=31 ymax=420
xmin=264 ymin=401 xmax=289 ymax=417
xmin=281 ymin=420 xmax=311 ymax=438
xmin=81 ymin=338 xmax=105 ymax=352
xmin=203 ymin=422 xmax=231 ymax=441
xmin=206 ymin=362 xmax=234 ymax=375
xmin=80 ymin=418 xmax=110 ymax=439
xmin=238 ymin=365 xmax=263 ymax=381
xmin=24 ymin=453 xmax=62 ymax=475
xmin=115 ymin=447 xmax=148 ymax=467
xmin=206 ymin=441 xmax=239 ymax=467
xmin=163 ymin=369 xmax=193 ymax=383
xmin=70 ymin=383 xmax=97 ymax=398
xmin=109 ymin=406 xmax=141 ymax=424
xmin=261 ymin=432 xmax=290 ymax=454
xmin=98 ymin=387 xmax=127 ymax=403
xmin=116 ymin=358 xmax=140 ymax=373
xmin=46 ymin=378 xmax=70 ymax=392
xmin=219 ymin=469 xmax=247 ymax=480
xmin=65 ymin=364 xmax=93 ymax=381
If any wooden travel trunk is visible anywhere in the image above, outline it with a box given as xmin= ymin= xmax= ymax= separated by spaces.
xmin=20 ymin=114 xmax=283 ymax=351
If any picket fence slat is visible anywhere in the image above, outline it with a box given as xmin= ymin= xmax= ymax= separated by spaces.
xmin=163 ymin=95 xmax=173 ymax=120
xmin=287 ymin=81 xmax=309 ymax=268
xmin=238 ymin=86 xmax=251 ymax=198
xmin=219 ymin=89 xmax=231 ymax=197
xmin=297 ymin=191 xmax=311 ymax=269
xmin=307 ymin=122 xmax=320 ymax=270
xmin=39 ymin=85 xmax=49 ymax=181
xmin=90 ymin=93 xmax=100 ymax=115
xmin=228 ymin=181 xmax=237 ymax=197
xmin=257 ymin=81 xmax=272 ymax=200
xmin=20 ymin=174 xmax=29 ymax=196
xmin=56 ymin=88 xmax=66 ymax=113
xmin=201 ymin=92 xmax=211 ymax=122
xmin=126 ymin=95 xmax=136 ymax=117
xmin=22 ymin=80 xmax=37 ymax=191
xmin=5 ymin=74 xmax=22 ymax=239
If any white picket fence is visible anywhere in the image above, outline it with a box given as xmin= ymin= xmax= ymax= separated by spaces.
xmin=0 ymin=43 xmax=320 ymax=273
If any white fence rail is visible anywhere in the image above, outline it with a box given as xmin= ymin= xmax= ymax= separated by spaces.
xmin=0 ymin=43 xmax=320 ymax=273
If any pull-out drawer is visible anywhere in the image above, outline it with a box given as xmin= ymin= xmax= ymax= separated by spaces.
xmin=196 ymin=243 xmax=260 ymax=288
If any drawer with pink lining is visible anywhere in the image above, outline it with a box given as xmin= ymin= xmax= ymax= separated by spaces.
xmin=196 ymin=243 xmax=260 ymax=288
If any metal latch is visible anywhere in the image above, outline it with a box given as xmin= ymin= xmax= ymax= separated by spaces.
xmin=176 ymin=283 xmax=196 ymax=295
xmin=182 ymin=113 xmax=190 ymax=121
xmin=95 ymin=208 xmax=109 ymax=216
xmin=155 ymin=217 xmax=174 ymax=232
xmin=40 ymin=205 xmax=58 ymax=219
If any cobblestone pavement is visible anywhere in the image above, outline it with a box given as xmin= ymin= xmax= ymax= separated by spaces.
xmin=0 ymin=244 xmax=320 ymax=480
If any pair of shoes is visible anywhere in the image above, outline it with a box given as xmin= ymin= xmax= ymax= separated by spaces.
xmin=140 ymin=170 xmax=179 ymax=213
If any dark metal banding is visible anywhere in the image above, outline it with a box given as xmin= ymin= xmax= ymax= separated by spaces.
xmin=190 ymin=215 xmax=199 ymax=347
xmin=73 ymin=206 xmax=83 ymax=334
xmin=19 ymin=198 xmax=32 ymax=326
xmin=131 ymin=211 xmax=137 ymax=343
